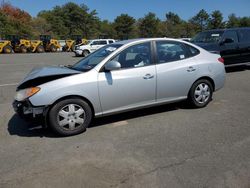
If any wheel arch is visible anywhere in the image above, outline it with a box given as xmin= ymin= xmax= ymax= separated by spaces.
xmin=82 ymin=49 xmax=90 ymax=53
xmin=46 ymin=95 xmax=95 ymax=118
xmin=193 ymin=76 xmax=215 ymax=91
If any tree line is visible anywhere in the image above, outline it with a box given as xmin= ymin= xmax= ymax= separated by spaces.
xmin=1 ymin=1 xmax=250 ymax=40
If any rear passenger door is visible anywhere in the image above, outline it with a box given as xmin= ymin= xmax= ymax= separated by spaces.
xmin=155 ymin=41 xmax=199 ymax=101
xmin=237 ymin=28 xmax=250 ymax=63
xmin=220 ymin=30 xmax=241 ymax=65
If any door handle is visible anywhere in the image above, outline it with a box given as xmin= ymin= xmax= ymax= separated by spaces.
xmin=187 ymin=66 xmax=196 ymax=72
xmin=143 ymin=74 xmax=154 ymax=79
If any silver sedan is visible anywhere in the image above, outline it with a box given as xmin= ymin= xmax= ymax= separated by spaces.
xmin=13 ymin=38 xmax=226 ymax=136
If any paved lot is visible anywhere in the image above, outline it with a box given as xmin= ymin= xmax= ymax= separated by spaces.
xmin=0 ymin=53 xmax=249 ymax=188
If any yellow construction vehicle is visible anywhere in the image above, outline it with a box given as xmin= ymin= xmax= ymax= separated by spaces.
xmin=62 ymin=35 xmax=87 ymax=52
xmin=6 ymin=35 xmax=31 ymax=53
xmin=40 ymin=35 xmax=61 ymax=52
xmin=30 ymin=40 xmax=45 ymax=53
xmin=0 ymin=40 xmax=13 ymax=53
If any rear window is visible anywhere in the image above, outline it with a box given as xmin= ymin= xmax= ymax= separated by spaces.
xmin=185 ymin=44 xmax=200 ymax=57
xmin=191 ymin=31 xmax=224 ymax=43
xmin=238 ymin=29 xmax=250 ymax=42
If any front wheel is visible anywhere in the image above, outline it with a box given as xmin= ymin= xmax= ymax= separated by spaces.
xmin=82 ymin=50 xmax=90 ymax=57
xmin=48 ymin=98 xmax=92 ymax=136
xmin=188 ymin=79 xmax=213 ymax=108
xmin=20 ymin=45 xmax=27 ymax=53
xmin=3 ymin=45 xmax=13 ymax=53
xmin=36 ymin=45 xmax=45 ymax=53
xmin=50 ymin=45 xmax=57 ymax=52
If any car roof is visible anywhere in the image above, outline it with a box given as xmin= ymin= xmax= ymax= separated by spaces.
xmin=201 ymin=27 xmax=250 ymax=33
xmin=91 ymin=39 xmax=115 ymax=41
xmin=114 ymin=38 xmax=187 ymax=45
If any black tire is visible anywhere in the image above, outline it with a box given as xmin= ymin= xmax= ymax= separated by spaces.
xmin=62 ymin=45 xmax=68 ymax=52
xmin=20 ymin=45 xmax=27 ymax=53
xmin=70 ymin=45 xmax=75 ymax=52
xmin=3 ymin=45 xmax=13 ymax=53
xmin=48 ymin=98 xmax=92 ymax=136
xmin=37 ymin=45 xmax=45 ymax=53
xmin=50 ymin=45 xmax=57 ymax=52
xmin=82 ymin=50 xmax=90 ymax=57
xmin=188 ymin=79 xmax=213 ymax=108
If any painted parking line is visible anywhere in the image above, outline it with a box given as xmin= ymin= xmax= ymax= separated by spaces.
xmin=0 ymin=83 xmax=18 ymax=87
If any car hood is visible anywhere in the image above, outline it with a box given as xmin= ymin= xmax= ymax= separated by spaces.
xmin=192 ymin=42 xmax=220 ymax=53
xmin=17 ymin=66 xmax=81 ymax=89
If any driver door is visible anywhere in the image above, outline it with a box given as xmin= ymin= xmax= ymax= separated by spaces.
xmin=98 ymin=42 xmax=156 ymax=115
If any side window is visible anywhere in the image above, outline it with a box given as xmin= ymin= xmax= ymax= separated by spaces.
xmin=111 ymin=42 xmax=152 ymax=69
xmin=99 ymin=40 xmax=108 ymax=45
xmin=184 ymin=44 xmax=200 ymax=57
xmin=223 ymin=30 xmax=238 ymax=43
xmin=92 ymin=41 xmax=99 ymax=45
xmin=156 ymin=41 xmax=188 ymax=64
xmin=109 ymin=40 xmax=114 ymax=44
xmin=238 ymin=29 xmax=250 ymax=42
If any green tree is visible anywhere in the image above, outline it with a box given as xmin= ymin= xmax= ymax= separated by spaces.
xmin=0 ymin=11 xmax=7 ymax=37
xmin=164 ymin=12 xmax=187 ymax=38
xmin=0 ymin=2 xmax=33 ymax=37
xmin=238 ymin=17 xmax=250 ymax=27
xmin=78 ymin=6 xmax=100 ymax=38
xmin=166 ymin=12 xmax=181 ymax=25
xmin=138 ymin=12 xmax=162 ymax=37
xmin=97 ymin=20 xmax=116 ymax=38
xmin=114 ymin=14 xmax=135 ymax=40
xmin=190 ymin=9 xmax=209 ymax=31
xmin=31 ymin=17 xmax=51 ymax=38
xmin=38 ymin=8 xmax=68 ymax=37
xmin=208 ymin=10 xmax=224 ymax=29
xmin=37 ymin=2 xmax=99 ymax=38
xmin=226 ymin=14 xmax=239 ymax=28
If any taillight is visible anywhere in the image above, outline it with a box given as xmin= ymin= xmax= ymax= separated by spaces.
xmin=218 ymin=57 xmax=224 ymax=63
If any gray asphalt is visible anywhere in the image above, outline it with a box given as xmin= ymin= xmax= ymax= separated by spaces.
xmin=0 ymin=53 xmax=249 ymax=188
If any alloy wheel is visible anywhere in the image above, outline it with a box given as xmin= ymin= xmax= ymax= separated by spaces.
xmin=57 ymin=104 xmax=85 ymax=131
xmin=194 ymin=83 xmax=211 ymax=104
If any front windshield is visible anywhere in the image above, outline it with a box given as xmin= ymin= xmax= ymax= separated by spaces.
xmin=71 ymin=44 xmax=123 ymax=71
xmin=191 ymin=31 xmax=224 ymax=43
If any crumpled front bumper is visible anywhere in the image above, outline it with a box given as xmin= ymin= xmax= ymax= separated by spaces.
xmin=12 ymin=100 xmax=46 ymax=121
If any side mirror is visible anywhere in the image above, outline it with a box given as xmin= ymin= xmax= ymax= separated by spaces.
xmin=104 ymin=61 xmax=121 ymax=71
xmin=220 ymin=38 xmax=234 ymax=45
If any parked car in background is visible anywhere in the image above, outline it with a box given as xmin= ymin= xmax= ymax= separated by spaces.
xmin=74 ymin=39 xmax=115 ymax=57
xmin=13 ymin=38 xmax=225 ymax=136
xmin=191 ymin=27 xmax=250 ymax=67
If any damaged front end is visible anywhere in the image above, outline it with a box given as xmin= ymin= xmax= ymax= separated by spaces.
xmin=12 ymin=99 xmax=47 ymax=124
xmin=13 ymin=65 xmax=81 ymax=123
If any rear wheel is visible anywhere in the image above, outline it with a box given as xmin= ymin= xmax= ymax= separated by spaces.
xmin=70 ymin=45 xmax=75 ymax=52
xmin=50 ymin=45 xmax=57 ymax=52
xmin=3 ymin=45 xmax=13 ymax=53
xmin=36 ymin=45 xmax=45 ymax=53
xmin=62 ymin=45 xmax=67 ymax=52
xmin=188 ymin=79 xmax=213 ymax=108
xmin=48 ymin=98 xmax=92 ymax=136
xmin=82 ymin=50 xmax=90 ymax=57
xmin=20 ymin=45 xmax=27 ymax=53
